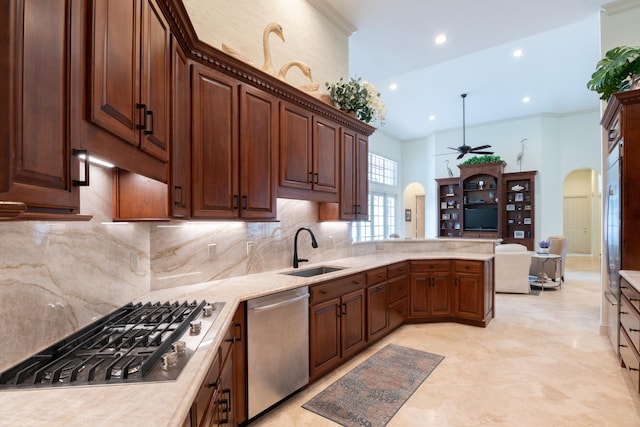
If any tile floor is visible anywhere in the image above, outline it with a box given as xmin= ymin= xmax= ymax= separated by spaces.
xmin=251 ymin=256 xmax=640 ymax=426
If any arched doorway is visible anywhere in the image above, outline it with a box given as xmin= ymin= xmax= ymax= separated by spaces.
xmin=562 ymin=169 xmax=601 ymax=255
xmin=403 ymin=183 xmax=426 ymax=239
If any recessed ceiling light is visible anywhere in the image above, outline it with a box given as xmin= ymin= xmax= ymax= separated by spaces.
xmin=389 ymin=83 xmax=398 ymax=90
xmin=435 ymin=34 xmax=447 ymax=45
xmin=429 ymin=115 xmax=436 ymax=121
xmin=522 ymin=96 xmax=531 ymax=103
xmin=513 ymin=49 xmax=523 ymax=58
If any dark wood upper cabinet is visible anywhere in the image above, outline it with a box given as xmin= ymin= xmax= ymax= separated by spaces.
xmin=89 ymin=0 xmax=170 ymax=162
xmin=0 ymin=0 xmax=86 ymax=219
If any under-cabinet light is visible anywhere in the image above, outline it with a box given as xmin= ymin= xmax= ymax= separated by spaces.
xmin=77 ymin=153 xmax=115 ymax=168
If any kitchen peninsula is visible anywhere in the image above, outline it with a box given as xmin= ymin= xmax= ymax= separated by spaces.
xmin=0 ymin=239 xmax=496 ymax=426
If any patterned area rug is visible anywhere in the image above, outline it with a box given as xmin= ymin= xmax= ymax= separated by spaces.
xmin=302 ymin=344 xmax=444 ymax=427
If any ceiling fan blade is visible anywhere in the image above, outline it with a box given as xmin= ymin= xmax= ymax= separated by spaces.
xmin=471 ymin=145 xmax=491 ymax=150
xmin=457 ymin=152 xmax=465 ymax=160
xmin=470 ymin=150 xmax=495 ymax=155
xmin=447 ymin=147 xmax=461 ymax=151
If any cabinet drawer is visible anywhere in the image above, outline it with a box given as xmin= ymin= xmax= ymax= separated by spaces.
xmin=388 ymin=262 xmax=409 ymax=278
xmin=310 ymin=273 xmax=365 ymax=304
xmin=454 ymin=260 xmax=482 ymax=273
xmin=389 ymin=297 xmax=408 ymax=330
xmin=621 ymin=278 xmax=640 ymax=312
xmin=367 ymin=267 xmax=388 ymax=286
xmin=388 ymin=276 xmax=408 ymax=303
xmin=620 ymin=328 xmax=640 ymax=393
xmin=411 ymin=260 xmax=450 ymax=273
xmin=620 ymin=296 xmax=640 ymax=352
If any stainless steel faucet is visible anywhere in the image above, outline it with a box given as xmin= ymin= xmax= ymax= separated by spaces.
xmin=293 ymin=227 xmax=318 ymax=268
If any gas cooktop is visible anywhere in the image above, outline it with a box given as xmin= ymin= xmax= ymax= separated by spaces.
xmin=0 ymin=300 xmax=224 ymax=389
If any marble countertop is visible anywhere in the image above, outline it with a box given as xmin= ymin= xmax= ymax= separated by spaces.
xmin=0 ymin=251 xmax=493 ymax=427
xmin=620 ymin=270 xmax=640 ymax=292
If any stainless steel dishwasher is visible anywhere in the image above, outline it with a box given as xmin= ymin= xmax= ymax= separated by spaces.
xmin=247 ymin=286 xmax=310 ymax=419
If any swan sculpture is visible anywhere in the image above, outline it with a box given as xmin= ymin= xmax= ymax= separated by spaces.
xmin=221 ymin=43 xmax=256 ymax=66
xmin=277 ymin=60 xmax=313 ymax=82
xmin=261 ymin=22 xmax=285 ymax=75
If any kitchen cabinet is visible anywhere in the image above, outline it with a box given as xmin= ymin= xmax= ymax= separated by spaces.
xmin=169 ymin=35 xmax=191 ymax=218
xmin=185 ymin=304 xmax=245 ymax=427
xmin=366 ymin=267 xmax=389 ymax=342
xmin=339 ymin=128 xmax=369 ymax=220
xmin=190 ymin=65 xmax=278 ymax=220
xmin=309 ymin=273 xmax=366 ymax=381
xmin=408 ymin=259 xmax=493 ymax=327
xmin=0 ymin=0 xmax=87 ymax=220
xmin=619 ymin=278 xmax=640 ymax=394
xmin=387 ymin=262 xmax=409 ymax=330
xmin=278 ymin=102 xmax=339 ymax=202
xmin=453 ymin=260 xmax=488 ymax=323
xmin=89 ymin=0 xmax=170 ymax=162
xmin=409 ymin=260 xmax=452 ymax=319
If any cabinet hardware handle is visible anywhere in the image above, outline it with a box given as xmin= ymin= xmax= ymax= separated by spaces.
xmin=207 ymin=381 xmax=218 ymax=388
xmin=320 ymin=290 xmax=328 ymax=294
xmin=234 ymin=322 xmax=242 ymax=342
xmin=353 ymin=281 xmax=361 ymax=285
xmin=629 ymin=367 xmax=639 ymax=372
xmin=72 ymin=149 xmax=90 ymax=186
xmin=233 ymin=195 xmax=239 ymax=210
xmin=308 ymin=172 xmax=314 ymax=184
xmin=136 ymin=103 xmax=147 ymax=130
xmin=630 ymin=328 xmax=640 ymax=332
xmin=620 ymin=343 xmax=628 ymax=348
xmin=314 ymin=172 xmax=319 ymax=184
xmin=143 ymin=110 xmax=154 ymax=135
xmin=621 ymin=311 xmax=629 ymax=315
xmin=630 ymin=298 xmax=640 ymax=302
xmin=174 ymin=185 xmax=184 ymax=206
xmin=342 ymin=303 xmax=347 ymax=315
xmin=242 ymin=195 xmax=248 ymax=210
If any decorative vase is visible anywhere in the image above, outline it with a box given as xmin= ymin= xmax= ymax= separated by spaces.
xmin=539 ymin=248 xmax=549 ymax=254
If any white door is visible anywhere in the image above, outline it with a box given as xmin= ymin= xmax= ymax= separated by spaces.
xmin=563 ymin=196 xmax=591 ymax=254
xmin=415 ymin=195 xmax=425 ymax=238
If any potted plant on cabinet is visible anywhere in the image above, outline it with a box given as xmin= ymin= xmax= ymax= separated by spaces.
xmin=325 ymin=76 xmax=386 ymax=125
xmin=587 ymin=45 xmax=640 ymax=101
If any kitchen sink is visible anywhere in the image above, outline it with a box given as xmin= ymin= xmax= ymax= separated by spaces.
xmin=282 ymin=266 xmax=345 ymax=278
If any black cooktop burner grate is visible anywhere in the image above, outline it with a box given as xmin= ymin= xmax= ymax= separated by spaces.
xmin=0 ymin=300 xmax=208 ymax=389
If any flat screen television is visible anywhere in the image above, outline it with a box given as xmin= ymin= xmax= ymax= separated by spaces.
xmin=464 ymin=206 xmax=498 ymax=231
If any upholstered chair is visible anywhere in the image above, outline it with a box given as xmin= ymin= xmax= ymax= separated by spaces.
xmin=495 ymin=243 xmax=532 ymax=293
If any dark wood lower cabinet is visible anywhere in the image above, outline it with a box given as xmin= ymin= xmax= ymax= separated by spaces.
xmin=185 ymin=304 xmax=245 ymax=427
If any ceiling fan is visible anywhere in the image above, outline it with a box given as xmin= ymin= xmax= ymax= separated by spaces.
xmin=447 ymin=93 xmax=494 ymax=160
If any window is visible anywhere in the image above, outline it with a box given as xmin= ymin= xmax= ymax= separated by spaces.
xmin=352 ymin=153 xmax=398 ymax=242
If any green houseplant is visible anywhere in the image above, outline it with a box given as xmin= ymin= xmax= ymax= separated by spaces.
xmin=587 ymin=46 xmax=640 ymax=101
xmin=459 ymin=155 xmax=502 ymax=166
xmin=325 ymin=76 xmax=386 ymax=125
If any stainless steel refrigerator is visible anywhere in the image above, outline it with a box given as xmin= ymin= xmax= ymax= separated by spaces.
xmin=604 ymin=141 xmax=621 ymax=353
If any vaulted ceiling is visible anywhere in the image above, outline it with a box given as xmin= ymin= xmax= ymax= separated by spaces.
xmin=323 ymin=0 xmax=608 ymax=140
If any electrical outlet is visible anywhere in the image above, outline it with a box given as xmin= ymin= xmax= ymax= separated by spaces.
xmin=246 ymin=241 xmax=254 ymax=256
xmin=208 ymin=243 xmax=217 ymax=257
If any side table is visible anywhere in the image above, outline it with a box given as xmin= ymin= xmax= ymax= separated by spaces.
xmin=529 ymin=253 xmax=562 ymax=291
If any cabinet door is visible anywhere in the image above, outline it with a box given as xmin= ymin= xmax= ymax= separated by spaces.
xmin=312 ymin=117 xmax=339 ymax=194
xmin=454 ymin=272 xmax=483 ymax=321
xmin=339 ymin=128 xmax=357 ymax=219
xmin=310 ymin=298 xmax=341 ymax=379
xmin=410 ymin=275 xmax=430 ymax=317
xmin=431 ymin=273 xmax=452 ymax=316
xmin=90 ymin=0 xmax=140 ymax=146
xmin=388 ymin=297 xmax=408 ymax=330
xmin=0 ymin=0 xmax=80 ymax=213
xmin=191 ymin=65 xmax=239 ymax=218
xmin=279 ymin=102 xmax=313 ymax=191
xmin=239 ymin=85 xmax=278 ymax=219
xmin=367 ymin=283 xmax=388 ymax=341
xmin=341 ymin=289 xmax=366 ymax=359
xmin=355 ymin=134 xmax=369 ymax=219
xmin=169 ymin=36 xmax=190 ymax=218
xmin=139 ymin=0 xmax=170 ymax=161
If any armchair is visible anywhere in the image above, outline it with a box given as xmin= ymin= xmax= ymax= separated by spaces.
xmin=495 ymin=243 xmax=532 ymax=293
xmin=529 ymin=235 xmax=568 ymax=282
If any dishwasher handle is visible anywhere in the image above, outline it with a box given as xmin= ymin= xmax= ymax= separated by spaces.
xmin=249 ymin=293 xmax=310 ymax=312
